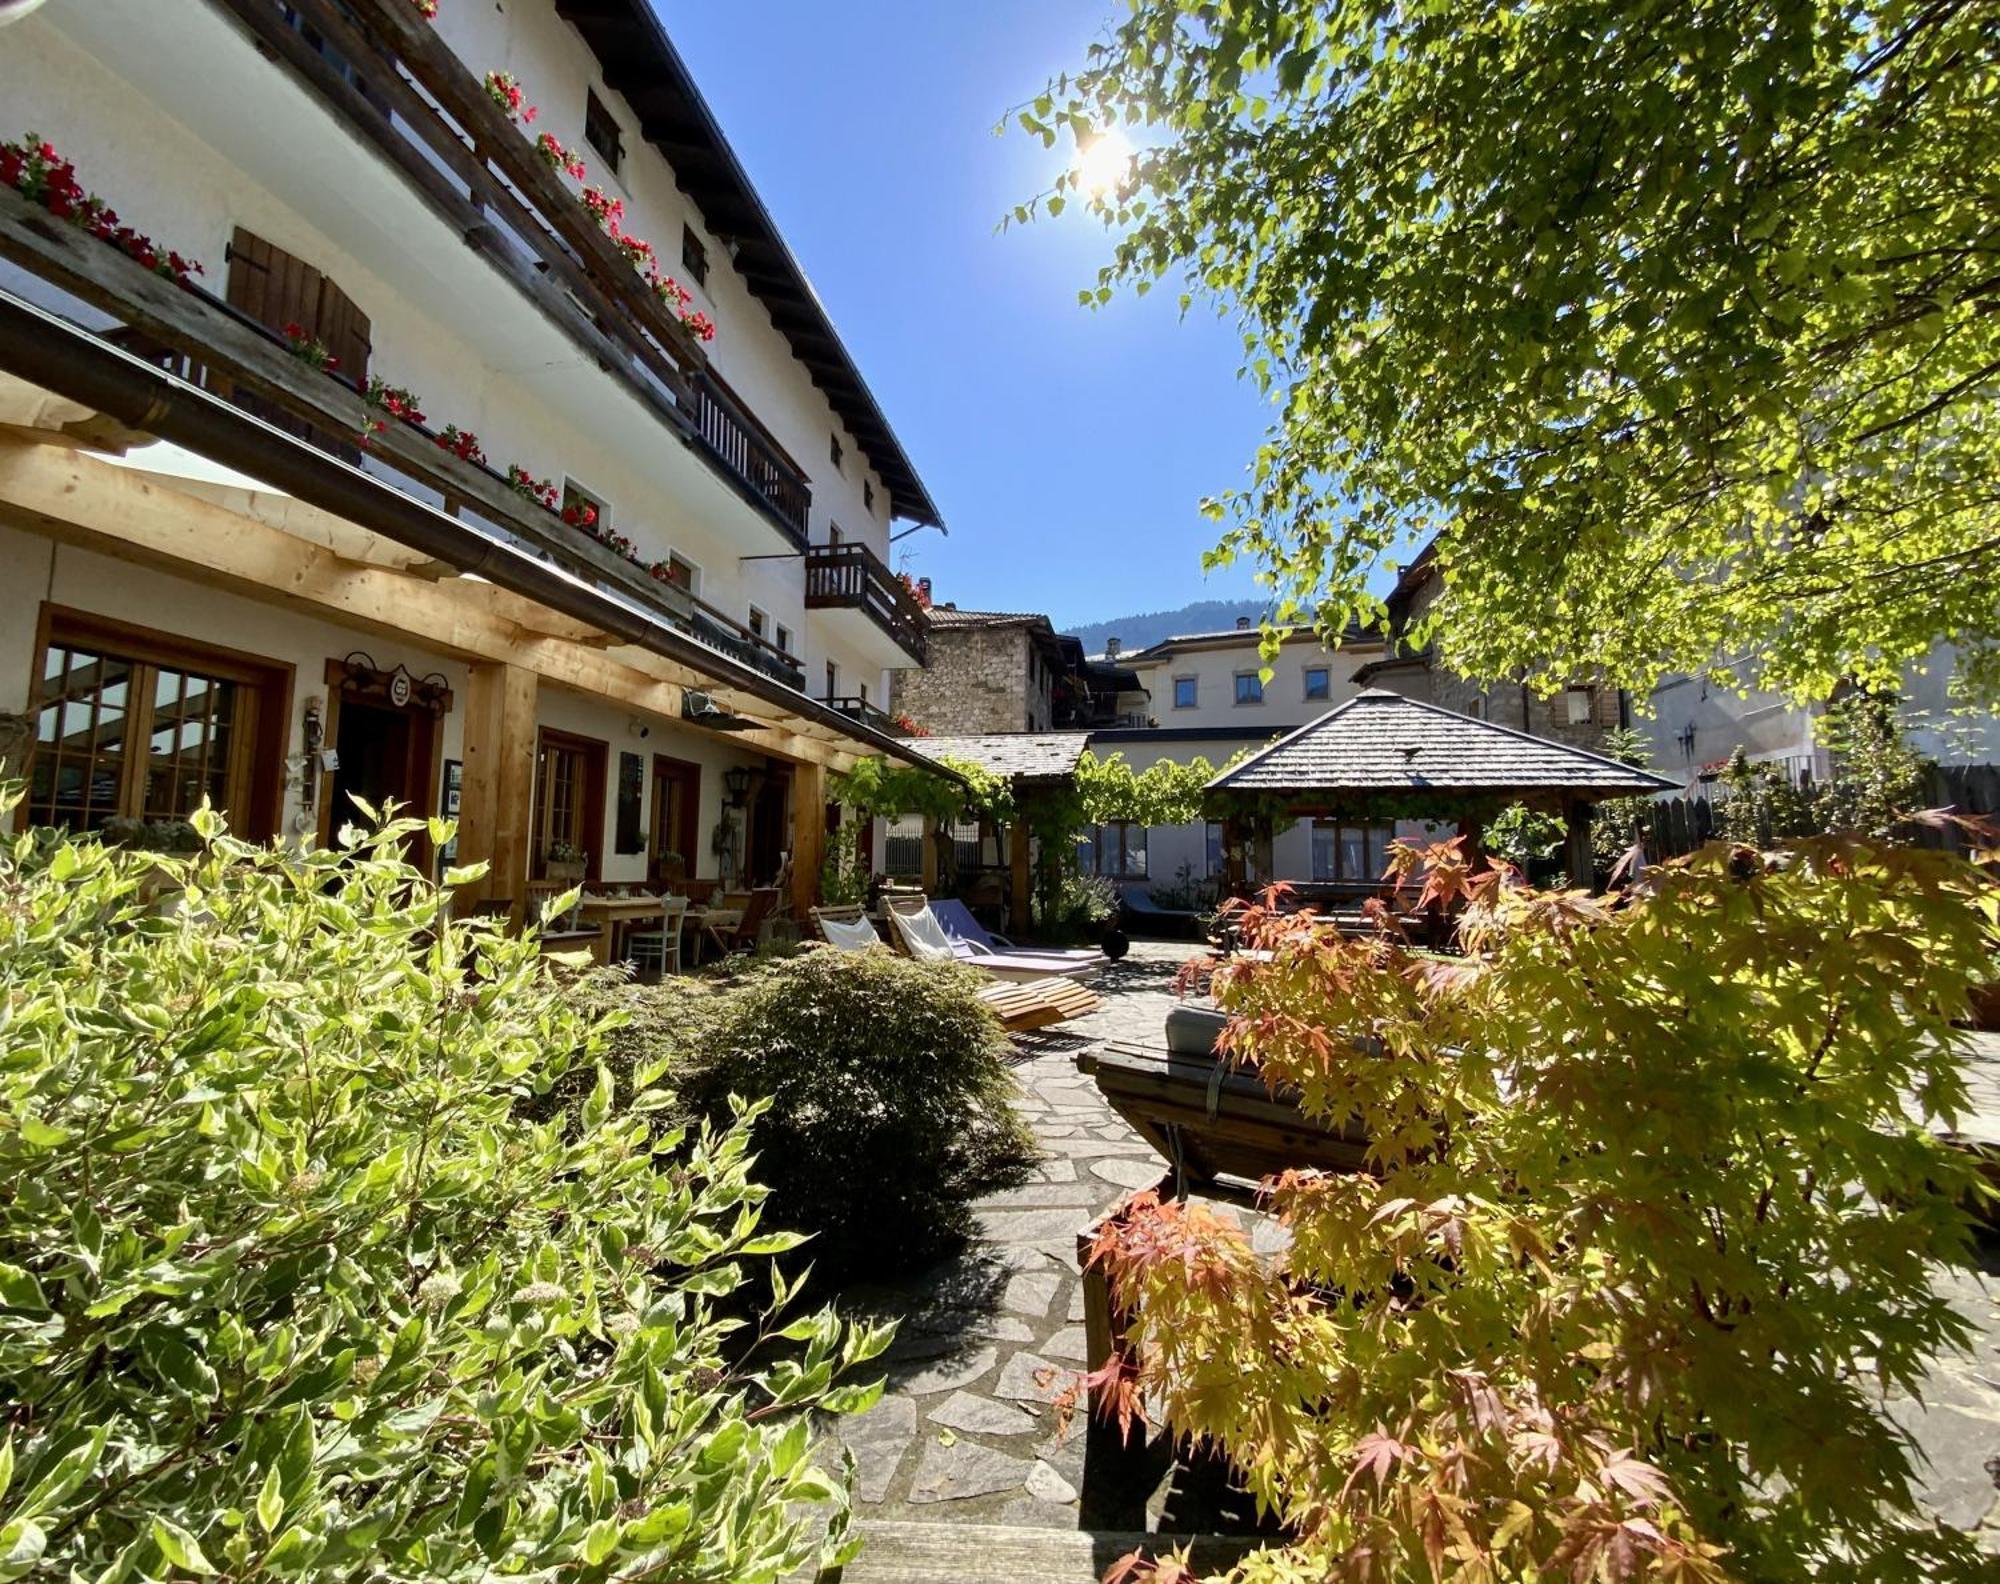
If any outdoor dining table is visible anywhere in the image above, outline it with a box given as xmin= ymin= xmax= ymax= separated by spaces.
xmin=578 ymin=894 xmax=671 ymax=965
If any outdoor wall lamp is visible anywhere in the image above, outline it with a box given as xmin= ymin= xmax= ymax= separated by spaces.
xmin=723 ymin=766 xmax=753 ymax=806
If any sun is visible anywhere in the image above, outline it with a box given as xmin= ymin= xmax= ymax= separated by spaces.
xmin=1072 ymin=129 xmax=1133 ymax=200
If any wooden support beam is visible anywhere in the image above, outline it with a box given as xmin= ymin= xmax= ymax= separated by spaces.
xmin=789 ymin=759 xmax=825 ymax=921
xmin=0 ymin=438 xmax=865 ymax=771
xmin=457 ymin=661 xmax=537 ymax=921
xmin=919 ymin=814 xmax=940 ymax=895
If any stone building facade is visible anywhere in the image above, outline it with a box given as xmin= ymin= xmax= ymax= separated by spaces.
xmin=890 ymin=610 xmax=1055 ymax=735
xmin=890 ymin=607 xmax=1149 ymax=736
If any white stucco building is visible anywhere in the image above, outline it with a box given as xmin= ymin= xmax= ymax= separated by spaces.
xmin=0 ymin=0 xmax=941 ymax=910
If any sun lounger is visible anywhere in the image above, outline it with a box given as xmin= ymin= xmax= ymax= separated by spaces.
xmin=810 ymin=905 xmax=1103 ymax=1032
xmin=884 ymin=897 xmax=1099 ymax=981
xmin=929 ymin=897 xmax=1110 ymax=972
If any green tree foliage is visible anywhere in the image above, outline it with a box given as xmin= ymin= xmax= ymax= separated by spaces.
xmin=1028 ymin=0 xmax=2000 ymax=702
xmin=1088 ymin=837 xmax=1998 ymax=1583
xmin=670 ymin=950 xmax=1036 ymax=1278
xmin=0 ymin=803 xmax=884 ymax=1584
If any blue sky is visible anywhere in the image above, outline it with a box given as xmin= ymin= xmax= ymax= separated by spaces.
xmin=661 ymin=0 xmax=1276 ymax=630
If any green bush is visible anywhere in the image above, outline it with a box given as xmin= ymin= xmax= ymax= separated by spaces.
xmin=0 ymin=801 xmax=885 ymax=1584
xmin=672 ymin=949 xmax=1036 ymax=1278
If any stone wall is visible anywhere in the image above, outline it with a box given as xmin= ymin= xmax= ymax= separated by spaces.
xmin=891 ymin=625 xmax=1036 ymax=735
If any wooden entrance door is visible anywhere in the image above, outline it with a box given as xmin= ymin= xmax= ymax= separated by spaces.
xmin=650 ymin=754 xmax=700 ymax=888
xmin=318 ymin=660 xmax=444 ymax=864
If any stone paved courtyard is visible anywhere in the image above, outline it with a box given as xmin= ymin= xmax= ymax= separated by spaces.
xmin=826 ymin=940 xmax=2000 ymax=1550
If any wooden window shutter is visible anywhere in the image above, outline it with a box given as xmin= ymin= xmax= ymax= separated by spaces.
xmin=226 ymin=228 xmax=324 ymax=336
xmin=224 ymin=228 xmax=369 ymax=384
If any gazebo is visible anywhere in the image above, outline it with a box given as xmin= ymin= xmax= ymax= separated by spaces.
xmin=1205 ymin=690 xmax=1676 ymax=890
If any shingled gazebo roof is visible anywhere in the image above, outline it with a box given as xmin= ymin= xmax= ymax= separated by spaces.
xmin=915 ymin=731 xmax=1095 ymax=784
xmin=1207 ymin=690 xmax=1675 ymax=801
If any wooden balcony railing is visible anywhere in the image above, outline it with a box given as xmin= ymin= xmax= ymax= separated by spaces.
xmin=210 ymin=0 xmax=811 ymax=547
xmin=688 ymin=371 xmax=811 ymax=545
xmin=822 ymin=695 xmax=900 ymax=736
xmin=804 ymin=541 xmax=928 ymax=663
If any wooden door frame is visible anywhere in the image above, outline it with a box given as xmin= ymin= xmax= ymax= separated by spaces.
xmin=534 ymin=726 xmax=608 ymax=881
xmin=316 ymin=657 xmax=446 ymax=853
xmin=650 ymin=751 xmax=701 ymax=878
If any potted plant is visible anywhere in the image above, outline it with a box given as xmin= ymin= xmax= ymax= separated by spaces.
xmin=543 ymin=840 xmax=585 ymax=883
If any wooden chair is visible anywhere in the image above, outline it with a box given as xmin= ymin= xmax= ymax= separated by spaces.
xmin=726 ymin=886 xmax=780 ymax=951
xmin=624 ymin=895 xmax=689 ymax=977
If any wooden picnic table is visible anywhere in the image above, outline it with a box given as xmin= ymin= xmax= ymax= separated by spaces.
xmin=578 ymin=894 xmax=668 ymax=964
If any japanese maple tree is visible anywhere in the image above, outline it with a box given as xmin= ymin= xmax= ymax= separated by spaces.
xmin=1090 ymin=833 xmax=1997 ymax=1582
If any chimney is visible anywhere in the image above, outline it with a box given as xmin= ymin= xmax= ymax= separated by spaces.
xmin=1235 ymin=616 xmax=1252 ymax=630
xmin=1104 ymin=636 xmax=1121 ymax=659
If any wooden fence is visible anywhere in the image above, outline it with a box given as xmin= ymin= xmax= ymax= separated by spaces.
xmin=1627 ymin=764 xmax=2000 ymax=861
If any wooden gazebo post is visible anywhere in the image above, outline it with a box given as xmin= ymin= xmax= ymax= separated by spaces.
xmin=1009 ymin=817 xmax=1032 ymax=933
xmin=1564 ymin=798 xmax=1594 ymax=889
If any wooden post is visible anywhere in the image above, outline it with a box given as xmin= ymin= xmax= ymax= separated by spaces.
xmin=919 ymin=813 xmax=939 ymax=895
xmin=1009 ymin=818 xmax=1032 ymax=935
xmin=789 ymin=759 xmax=825 ymax=920
xmin=1458 ymin=813 xmax=1488 ymax=871
xmin=458 ymin=661 xmax=537 ymax=923
xmin=1221 ymin=816 xmax=1247 ymax=894
xmin=1565 ymin=799 xmax=1594 ymax=891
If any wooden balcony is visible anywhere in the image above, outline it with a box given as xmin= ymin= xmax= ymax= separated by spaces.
xmin=804 ymin=541 xmax=928 ymax=664
xmin=822 ymin=695 xmax=900 ymax=736
xmin=205 ymin=0 xmax=810 ymax=546
xmin=688 ymin=370 xmax=811 ymax=544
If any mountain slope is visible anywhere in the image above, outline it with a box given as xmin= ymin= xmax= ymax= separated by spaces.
xmin=1062 ymin=598 xmax=1265 ymax=655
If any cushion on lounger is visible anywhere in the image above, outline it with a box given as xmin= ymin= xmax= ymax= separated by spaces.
xmin=821 ymin=916 xmax=882 ymax=952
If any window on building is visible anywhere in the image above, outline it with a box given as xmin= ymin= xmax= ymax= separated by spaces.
xmin=858 ymin=681 xmax=869 ymax=706
xmin=1303 ymin=665 xmax=1331 ymax=701
xmin=829 ymin=434 xmax=844 ymax=472
xmin=1173 ymin=675 xmax=1198 ymax=710
xmin=864 ymin=481 xmax=875 ymax=514
xmin=27 ymin=614 xmax=285 ymax=838
xmin=747 ymin=606 xmax=767 ymax=641
xmin=680 ymin=225 xmax=708 ymax=287
xmin=1234 ymin=671 xmax=1265 ymax=706
xmin=583 ymin=88 xmax=624 ymax=174
xmin=1079 ymin=821 xmax=1148 ymax=880
xmin=1467 ymin=696 xmax=1485 ymax=720
xmin=824 ymin=661 xmax=838 ymax=700
xmin=1565 ymin=686 xmax=1594 ymax=725
xmin=774 ymin=623 xmax=792 ymax=655
xmin=1204 ymin=821 xmax=1225 ymax=877
xmin=533 ymin=729 xmax=606 ymax=877
xmin=661 ymin=552 xmax=699 ymax=596
xmin=1310 ymin=820 xmax=1395 ymax=883
xmin=827 ymin=523 xmax=843 ymax=545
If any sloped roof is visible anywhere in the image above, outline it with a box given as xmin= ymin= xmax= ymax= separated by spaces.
xmin=925 ymin=608 xmax=1051 ymax=630
xmin=1208 ymin=691 xmax=1675 ymax=797
xmin=555 ymin=0 xmax=941 ymax=527
xmin=1124 ymin=621 xmax=1381 ymax=665
xmin=916 ymin=732 xmax=1094 ymax=782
